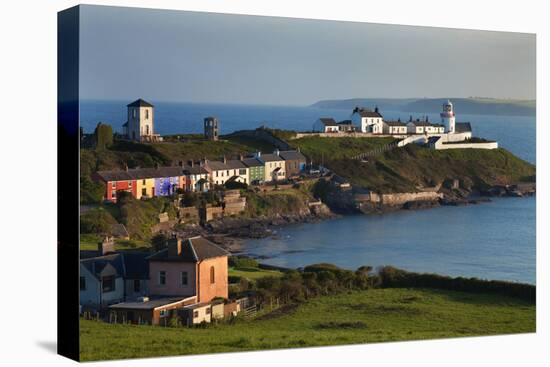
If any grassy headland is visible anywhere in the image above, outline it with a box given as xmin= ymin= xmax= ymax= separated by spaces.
xmin=290 ymin=137 xmax=535 ymax=193
xmin=80 ymin=287 xmax=535 ymax=361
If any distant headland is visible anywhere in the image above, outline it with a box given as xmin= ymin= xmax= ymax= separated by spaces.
xmin=311 ymin=97 xmax=536 ymax=117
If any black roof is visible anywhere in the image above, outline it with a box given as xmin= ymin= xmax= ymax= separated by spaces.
xmin=147 ymin=236 xmax=229 ymax=263
xmin=337 ymin=120 xmax=353 ymax=125
xmin=95 ymin=166 xmax=185 ymax=182
xmin=242 ymin=158 xmax=264 ymax=168
xmin=455 ymin=122 xmax=472 ymax=133
xmin=127 ymin=99 xmax=154 ymax=108
xmin=385 ymin=121 xmax=406 ymax=127
xmin=80 ymin=252 xmax=149 ymax=280
xmin=183 ymin=165 xmax=209 ymax=175
xmin=226 ymin=160 xmax=247 ymax=169
xmin=354 ymin=109 xmax=383 ymax=118
xmin=279 ymin=150 xmax=306 ymax=161
xmin=260 ymin=153 xmax=284 ymax=162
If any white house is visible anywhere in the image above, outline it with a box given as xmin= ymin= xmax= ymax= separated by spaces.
xmin=256 ymin=150 xmax=286 ymax=182
xmin=384 ymin=121 xmax=408 ymax=135
xmin=406 ymin=120 xmax=445 ymax=134
xmin=123 ymin=99 xmax=162 ymax=142
xmin=313 ymin=118 xmax=339 ymax=133
xmin=351 ymin=107 xmax=385 ymax=134
xmin=183 ymin=164 xmax=210 ymax=192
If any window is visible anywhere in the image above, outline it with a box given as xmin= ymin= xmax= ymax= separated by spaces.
xmin=128 ymin=181 xmax=132 ymax=187
xmin=145 ymin=109 xmax=149 ymax=119
xmin=193 ymin=310 xmax=199 ymax=318
xmin=239 ymin=169 xmax=246 ymax=175
xmin=226 ymin=170 xmax=230 ymax=176
xmin=142 ymin=179 xmax=146 ymax=184
xmin=80 ymin=276 xmax=86 ymax=291
xmin=111 ymin=191 xmax=116 ymax=198
xmin=210 ymin=266 xmax=215 ymax=284
xmin=180 ymin=271 xmax=188 ymax=286
xmin=112 ymin=182 xmax=116 ymax=188
xmin=159 ymin=309 xmax=168 ymax=318
xmin=132 ymin=109 xmax=136 ymax=118
xmin=102 ymin=275 xmax=116 ymax=293
xmin=158 ymin=271 xmax=166 ymax=286
xmin=142 ymin=188 xmax=147 ymax=196
xmin=206 ymin=308 xmax=211 ymax=315
xmin=133 ymin=279 xmax=141 ymax=293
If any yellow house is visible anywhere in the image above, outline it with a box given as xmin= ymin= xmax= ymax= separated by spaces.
xmin=132 ymin=168 xmax=158 ymax=199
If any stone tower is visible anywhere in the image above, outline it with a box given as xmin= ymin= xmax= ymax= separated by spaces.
xmin=125 ymin=99 xmax=154 ymax=141
xmin=204 ymin=117 xmax=219 ymax=141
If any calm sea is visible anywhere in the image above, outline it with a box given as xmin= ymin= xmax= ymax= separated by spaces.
xmin=81 ymin=100 xmax=536 ymax=283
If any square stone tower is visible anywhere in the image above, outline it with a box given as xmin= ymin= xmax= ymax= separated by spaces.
xmin=125 ymin=99 xmax=155 ymax=141
xmin=204 ymin=116 xmax=219 ymax=141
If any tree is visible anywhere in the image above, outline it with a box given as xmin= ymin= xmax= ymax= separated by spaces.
xmin=94 ymin=122 xmax=113 ymax=150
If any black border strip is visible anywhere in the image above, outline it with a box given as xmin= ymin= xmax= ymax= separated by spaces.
xmin=57 ymin=5 xmax=80 ymax=361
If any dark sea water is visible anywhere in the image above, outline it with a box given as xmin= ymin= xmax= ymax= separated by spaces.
xmin=81 ymin=100 xmax=536 ymax=283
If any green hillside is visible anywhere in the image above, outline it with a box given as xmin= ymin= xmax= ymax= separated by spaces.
xmin=290 ymin=137 xmax=535 ymax=193
xmin=80 ymin=287 xmax=535 ymax=361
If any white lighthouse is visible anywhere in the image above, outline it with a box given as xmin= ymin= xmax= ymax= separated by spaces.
xmin=440 ymin=100 xmax=456 ymax=133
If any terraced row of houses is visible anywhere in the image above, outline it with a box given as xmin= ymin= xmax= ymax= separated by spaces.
xmin=93 ymin=149 xmax=307 ymax=202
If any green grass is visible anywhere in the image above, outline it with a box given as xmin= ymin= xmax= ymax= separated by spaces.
xmin=80 ymin=288 xmax=535 ymax=361
xmin=290 ymin=136 xmax=397 ymax=161
xmin=229 ymin=266 xmax=283 ymax=281
xmin=290 ymin=137 xmax=535 ymax=193
xmin=79 ymin=234 xmax=150 ymax=252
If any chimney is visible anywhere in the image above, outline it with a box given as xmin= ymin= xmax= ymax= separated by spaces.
xmin=375 ymin=106 xmax=379 ymax=113
xmin=124 ymin=163 xmax=129 ymax=172
xmin=223 ymin=155 xmax=227 ymax=164
xmin=98 ymin=236 xmax=115 ymax=256
xmin=255 ymin=151 xmax=261 ymax=158
xmin=409 ymin=115 xmax=413 ymax=122
xmin=297 ymin=147 xmax=301 ymax=153
xmin=274 ymin=148 xmax=280 ymax=156
xmin=190 ymin=160 xmax=194 ymax=167
xmin=167 ymin=237 xmax=182 ymax=257
xmin=155 ymin=162 xmax=160 ymax=169
xmin=239 ymin=154 xmax=244 ymax=161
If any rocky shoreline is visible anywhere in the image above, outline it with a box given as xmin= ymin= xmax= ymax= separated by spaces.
xmin=170 ymin=182 xmax=535 ymax=254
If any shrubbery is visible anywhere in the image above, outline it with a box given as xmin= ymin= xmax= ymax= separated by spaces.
xmin=229 ymin=256 xmax=259 ymax=269
xmin=378 ymin=266 xmax=535 ymax=303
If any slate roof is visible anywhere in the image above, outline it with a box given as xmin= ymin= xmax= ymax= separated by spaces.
xmin=226 ymin=160 xmax=247 ymax=169
xmin=337 ymin=120 xmax=353 ymax=125
xmin=279 ymin=150 xmax=306 ymax=161
xmin=242 ymin=158 xmax=264 ymax=168
xmin=122 ymin=252 xmax=150 ymax=279
xmin=206 ymin=160 xmax=229 ymax=171
xmin=354 ymin=109 xmax=383 ymax=118
xmin=81 ymin=253 xmax=125 ymax=280
xmin=147 ymin=236 xmax=229 ymax=263
xmin=385 ymin=121 xmax=406 ymax=127
xmin=80 ymin=252 xmax=150 ymax=280
xmin=318 ymin=118 xmax=338 ymax=126
xmin=455 ymin=122 xmax=472 ymax=133
xmin=183 ymin=165 xmax=209 ymax=175
xmin=95 ymin=166 xmax=186 ymax=182
xmin=261 ymin=153 xmax=284 ymax=162
xmin=109 ymin=297 xmax=193 ymax=310
xmin=127 ymin=98 xmax=154 ymax=108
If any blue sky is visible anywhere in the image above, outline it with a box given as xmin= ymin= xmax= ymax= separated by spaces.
xmin=79 ymin=5 xmax=536 ymax=105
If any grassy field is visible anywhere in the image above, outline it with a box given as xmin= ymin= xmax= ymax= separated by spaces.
xmin=229 ymin=266 xmax=283 ymax=281
xmin=80 ymin=288 xmax=535 ymax=361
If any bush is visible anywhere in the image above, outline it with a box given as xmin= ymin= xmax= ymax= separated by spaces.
xmin=225 ymin=181 xmax=248 ymax=190
xmin=80 ymin=207 xmax=117 ymax=234
xmin=80 ymin=176 xmax=105 ymax=204
xmin=94 ymin=122 xmax=113 ymax=150
xmin=229 ymin=256 xmax=259 ymax=268
xmin=378 ymin=266 xmax=535 ymax=303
